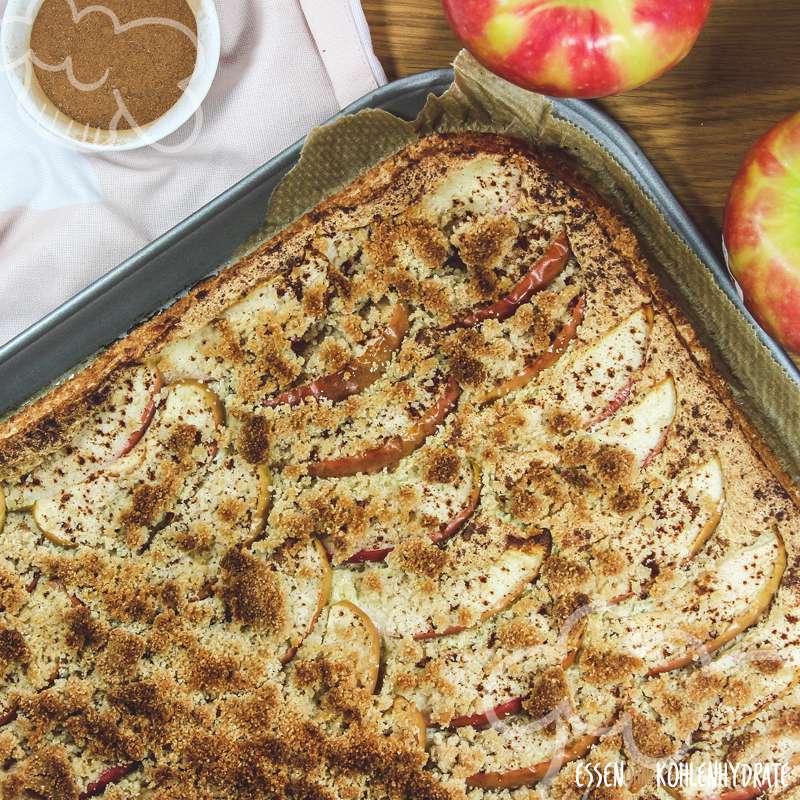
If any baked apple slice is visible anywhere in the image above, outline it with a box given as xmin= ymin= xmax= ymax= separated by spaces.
xmin=599 ymin=457 xmax=725 ymax=600
xmin=274 ymin=539 xmax=332 ymax=664
xmin=466 ymin=732 xmax=599 ymax=790
xmin=453 ymin=665 xmax=605 ymax=790
xmin=680 ymin=685 xmax=800 ymax=800
xmin=548 ymin=305 xmax=654 ymax=429
xmin=347 ymin=525 xmax=549 ymax=640
xmin=309 ymin=375 xmax=461 ymax=478
xmin=664 ymin=456 xmax=725 ymax=560
xmin=250 ymin=464 xmax=272 ymax=541
xmin=448 ymin=697 xmax=525 ymax=731
xmin=31 ymin=381 xmax=222 ymax=552
xmin=146 ymin=455 xmax=273 ymax=605
xmin=591 ymin=376 xmax=678 ymax=468
xmin=449 ymin=230 xmax=571 ymax=329
xmin=342 ymin=460 xmax=481 ymax=564
xmin=476 ymin=295 xmax=586 ymax=405
xmin=155 ymin=267 xmax=324 ymax=391
xmin=385 ymin=697 xmax=427 ymax=749
xmin=585 ymin=529 xmax=786 ymax=677
xmin=4 ymin=364 xmax=163 ymax=511
xmin=321 ymin=601 xmax=382 ymax=692
xmin=380 ymin=585 xmax=567 ymax=732
xmin=265 ymin=304 xmax=409 ymax=408
xmin=221 ymin=538 xmax=331 ymax=665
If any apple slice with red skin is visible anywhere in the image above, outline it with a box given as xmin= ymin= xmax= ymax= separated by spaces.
xmin=448 ymin=230 xmax=571 ymax=330
xmin=476 ymin=295 xmax=586 ymax=405
xmin=80 ymin=763 xmax=140 ymax=799
xmin=32 ymin=381 xmax=224 ymax=551
xmin=597 ymin=456 xmax=725 ymax=603
xmin=646 ymin=529 xmax=786 ymax=676
xmin=443 ymin=587 xmax=630 ymax=731
xmin=585 ymin=529 xmax=786 ymax=678
xmin=349 ymin=529 xmax=549 ymax=641
xmin=343 ymin=461 xmax=482 ymax=564
xmin=265 ymin=304 xmax=409 ymax=408
xmin=309 ymin=375 xmax=461 ymax=479
xmin=549 ymin=305 xmax=654 ymax=430
xmin=117 ymin=370 xmax=164 ymax=457
xmin=0 ymin=709 xmax=15 ymax=728
xmin=466 ymin=732 xmax=599 ymax=790
xmin=5 ymin=365 xmax=163 ymax=512
xmin=412 ymin=535 xmax=550 ymax=641
xmin=591 ymin=376 xmax=678 ymax=469
xmin=587 ymin=379 xmax=634 ymax=429
xmin=448 ymin=697 xmax=525 ymax=731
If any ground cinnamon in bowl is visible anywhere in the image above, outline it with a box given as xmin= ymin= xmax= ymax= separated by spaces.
xmin=29 ymin=0 xmax=198 ymax=130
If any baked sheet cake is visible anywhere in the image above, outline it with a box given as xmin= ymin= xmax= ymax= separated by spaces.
xmin=0 ymin=133 xmax=797 ymax=800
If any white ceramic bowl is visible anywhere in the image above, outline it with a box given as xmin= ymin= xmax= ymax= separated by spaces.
xmin=1 ymin=0 xmax=220 ymax=151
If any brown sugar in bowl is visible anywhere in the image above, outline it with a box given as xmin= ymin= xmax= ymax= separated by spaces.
xmin=1 ymin=0 xmax=220 ymax=151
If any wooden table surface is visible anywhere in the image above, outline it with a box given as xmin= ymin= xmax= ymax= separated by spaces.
xmin=362 ymin=1 xmax=800 ymax=253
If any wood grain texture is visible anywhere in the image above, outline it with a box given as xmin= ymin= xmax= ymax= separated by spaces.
xmin=362 ymin=0 xmax=800 ymax=252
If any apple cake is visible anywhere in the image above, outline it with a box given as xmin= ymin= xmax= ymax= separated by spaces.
xmin=0 ymin=133 xmax=797 ymax=800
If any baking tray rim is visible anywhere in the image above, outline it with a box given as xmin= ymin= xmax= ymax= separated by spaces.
xmin=1 ymin=66 xmax=798 ymax=417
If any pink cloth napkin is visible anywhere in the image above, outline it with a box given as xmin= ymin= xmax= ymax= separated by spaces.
xmin=0 ymin=0 xmax=386 ymax=345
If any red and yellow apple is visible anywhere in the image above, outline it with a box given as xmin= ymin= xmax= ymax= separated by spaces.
xmin=724 ymin=111 xmax=800 ymax=356
xmin=442 ymin=0 xmax=712 ymax=99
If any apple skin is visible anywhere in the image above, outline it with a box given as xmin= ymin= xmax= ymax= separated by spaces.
xmin=476 ymin=294 xmax=585 ymax=405
xmin=309 ymin=375 xmax=461 ymax=479
xmin=447 ymin=697 xmax=524 ymax=730
xmin=265 ymin=304 xmax=409 ymax=408
xmin=343 ymin=460 xmax=481 ymax=563
xmin=448 ymin=230 xmax=571 ymax=330
xmin=80 ymin=763 xmax=139 ymax=799
xmin=724 ymin=111 xmax=800 ymax=355
xmin=442 ymin=0 xmax=712 ymax=99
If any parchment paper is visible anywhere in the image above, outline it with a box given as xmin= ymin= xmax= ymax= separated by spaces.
xmin=261 ymin=50 xmax=800 ymax=483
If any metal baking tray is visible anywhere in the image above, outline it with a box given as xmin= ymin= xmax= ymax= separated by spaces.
xmin=2 ymin=68 xmax=798 ymax=417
